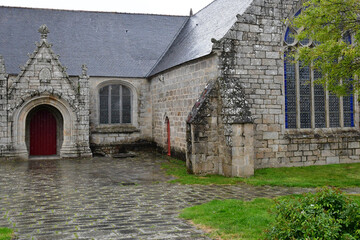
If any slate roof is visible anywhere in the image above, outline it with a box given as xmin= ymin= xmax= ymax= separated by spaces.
xmin=0 ymin=0 xmax=253 ymax=78
xmin=0 ymin=7 xmax=188 ymax=77
xmin=149 ymin=0 xmax=253 ymax=76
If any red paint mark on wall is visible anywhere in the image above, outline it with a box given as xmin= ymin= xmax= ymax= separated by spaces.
xmin=166 ymin=117 xmax=171 ymax=156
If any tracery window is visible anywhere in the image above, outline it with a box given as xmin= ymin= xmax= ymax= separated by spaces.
xmin=284 ymin=15 xmax=354 ymax=129
xmin=99 ymin=85 xmax=132 ymax=124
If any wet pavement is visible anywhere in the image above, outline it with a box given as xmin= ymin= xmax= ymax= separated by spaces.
xmin=0 ymin=151 xmax=358 ymax=240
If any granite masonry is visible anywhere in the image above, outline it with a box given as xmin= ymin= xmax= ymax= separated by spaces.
xmin=1 ymin=0 xmax=360 ymax=177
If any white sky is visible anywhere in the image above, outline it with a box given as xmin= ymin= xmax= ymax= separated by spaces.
xmin=0 ymin=0 xmax=215 ymax=15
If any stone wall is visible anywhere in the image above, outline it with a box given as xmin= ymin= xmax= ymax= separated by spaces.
xmin=150 ymin=55 xmax=218 ymax=157
xmin=88 ymin=77 xmax=152 ymax=155
xmin=221 ymin=0 xmax=360 ymax=168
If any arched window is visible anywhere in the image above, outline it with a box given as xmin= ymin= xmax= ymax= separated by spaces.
xmin=99 ymin=85 xmax=132 ymax=124
xmin=284 ymin=11 xmax=354 ymax=129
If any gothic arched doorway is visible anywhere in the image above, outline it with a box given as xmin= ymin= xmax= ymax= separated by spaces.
xmin=26 ymin=105 xmax=63 ymax=156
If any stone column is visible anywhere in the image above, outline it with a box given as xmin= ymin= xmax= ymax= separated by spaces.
xmin=0 ymin=55 xmax=8 ymax=156
xmin=77 ymin=64 xmax=92 ymax=157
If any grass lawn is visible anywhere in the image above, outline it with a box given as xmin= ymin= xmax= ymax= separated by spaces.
xmin=180 ymin=198 xmax=274 ymax=240
xmin=161 ymin=157 xmax=360 ymax=187
xmin=180 ymin=195 xmax=360 ymax=240
xmin=0 ymin=228 xmax=14 ymax=240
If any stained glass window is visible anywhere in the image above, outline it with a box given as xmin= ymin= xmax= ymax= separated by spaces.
xmin=99 ymin=85 xmax=132 ymax=124
xmin=284 ymin=24 xmax=354 ymax=129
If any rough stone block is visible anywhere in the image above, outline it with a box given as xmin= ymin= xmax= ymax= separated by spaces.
xmin=326 ymin=156 xmax=340 ymax=164
xmin=263 ymin=132 xmax=278 ymax=140
xmin=348 ymin=142 xmax=359 ymax=149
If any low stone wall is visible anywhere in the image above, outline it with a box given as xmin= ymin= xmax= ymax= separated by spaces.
xmin=90 ymin=139 xmax=155 ymax=157
xmin=256 ymin=129 xmax=360 ymax=168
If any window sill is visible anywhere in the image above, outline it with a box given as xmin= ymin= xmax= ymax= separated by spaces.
xmin=92 ymin=124 xmax=140 ymax=134
xmin=284 ymin=127 xmax=360 ymax=139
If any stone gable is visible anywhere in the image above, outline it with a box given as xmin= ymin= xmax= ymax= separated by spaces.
xmin=0 ymin=25 xmax=92 ymax=159
xmin=8 ymin=26 xmax=78 ymax=115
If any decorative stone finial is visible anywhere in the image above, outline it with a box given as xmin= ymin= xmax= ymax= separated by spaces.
xmin=81 ymin=64 xmax=88 ymax=77
xmin=190 ymin=8 xmax=193 ymax=16
xmin=38 ymin=24 xmax=50 ymax=40
xmin=0 ymin=55 xmax=5 ymax=74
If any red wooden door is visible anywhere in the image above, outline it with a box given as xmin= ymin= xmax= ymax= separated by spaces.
xmin=30 ymin=109 xmax=57 ymax=156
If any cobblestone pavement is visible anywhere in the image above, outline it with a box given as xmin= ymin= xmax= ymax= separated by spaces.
xmin=0 ymin=151 xmax=359 ymax=240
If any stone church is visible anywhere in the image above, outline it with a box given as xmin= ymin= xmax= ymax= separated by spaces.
xmin=1 ymin=0 xmax=359 ymax=177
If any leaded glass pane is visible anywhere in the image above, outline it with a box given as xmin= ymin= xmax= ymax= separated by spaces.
xmin=122 ymin=95 xmax=131 ymax=123
xmin=314 ymin=69 xmax=326 ymax=128
xmin=300 ymin=113 xmax=311 ymax=128
xmin=299 ymin=62 xmax=311 ymax=128
xmin=110 ymin=85 xmax=120 ymax=124
xmin=285 ymin=53 xmax=296 ymax=128
xmin=122 ymin=86 xmax=131 ymax=123
xmin=100 ymin=96 xmax=108 ymax=109
xmin=287 ymin=113 xmax=297 ymax=128
xmin=111 ymin=85 xmax=120 ymax=95
xmin=343 ymin=31 xmax=352 ymax=44
xmin=299 ymin=62 xmax=310 ymax=82
xmin=314 ymin=95 xmax=325 ymax=112
xmin=122 ymin=86 xmax=131 ymax=97
xmin=100 ymin=109 xmax=108 ymax=124
xmin=99 ymin=86 xmax=109 ymax=96
xmin=300 ymin=37 xmax=310 ymax=46
xmin=343 ymin=95 xmax=354 ymax=127
xmin=300 ymin=96 xmax=311 ymax=112
xmin=99 ymin=86 xmax=109 ymax=124
xmin=287 ymin=96 xmax=296 ymax=112
xmin=343 ymin=96 xmax=352 ymax=112
xmin=111 ymin=98 xmax=120 ymax=124
xmin=315 ymin=113 xmax=326 ymax=128
xmin=343 ymin=113 xmax=353 ymax=127
xmin=285 ymin=28 xmax=295 ymax=44
xmin=329 ymin=94 xmax=340 ymax=127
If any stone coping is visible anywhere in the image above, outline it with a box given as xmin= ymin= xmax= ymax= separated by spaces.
xmin=92 ymin=125 xmax=140 ymax=134
xmin=285 ymin=127 xmax=360 ymax=139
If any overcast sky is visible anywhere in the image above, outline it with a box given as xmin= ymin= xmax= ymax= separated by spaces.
xmin=0 ymin=0 xmax=215 ymax=15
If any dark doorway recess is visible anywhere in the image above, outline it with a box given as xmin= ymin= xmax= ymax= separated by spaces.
xmin=27 ymin=105 xmax=63 ymax=156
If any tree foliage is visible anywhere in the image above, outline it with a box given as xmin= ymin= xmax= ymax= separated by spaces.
xmin=290 ymin=0 xmax=360 ymax=96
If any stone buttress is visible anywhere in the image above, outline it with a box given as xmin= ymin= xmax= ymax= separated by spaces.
xmin=186 ymin=37 xmax=254 ymax=177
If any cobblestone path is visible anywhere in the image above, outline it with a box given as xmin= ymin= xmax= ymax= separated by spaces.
xmin=0 ymin=151 xmax=357 ymax=240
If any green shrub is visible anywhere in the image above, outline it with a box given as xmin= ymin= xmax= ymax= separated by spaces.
xmin=266 ymin=187 xmax=360 ymax=240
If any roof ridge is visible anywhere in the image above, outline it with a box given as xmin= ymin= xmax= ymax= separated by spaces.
xmin=146 ymin=16 xmax=190 ymax=77
xmin=0 ymin=5 xmax=188 ymax=17
xmin=194 ymin=0 xmax=217 ymax=15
